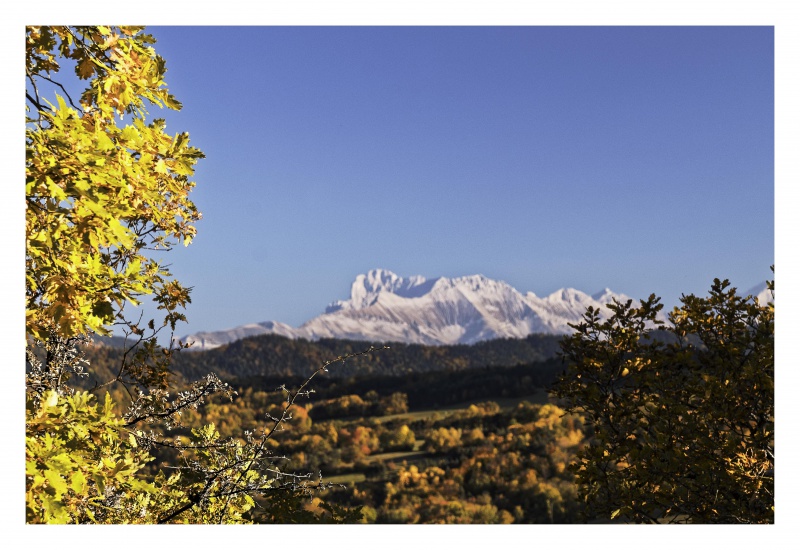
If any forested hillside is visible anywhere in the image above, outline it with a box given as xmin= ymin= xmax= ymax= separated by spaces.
xmin=83 ymin=332 xmax=564 ymax=385
xmin=25 ymin=23 xmax=773 ymax=526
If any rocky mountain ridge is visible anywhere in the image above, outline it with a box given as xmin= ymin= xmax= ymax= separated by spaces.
xmin=181 ymin=269 xmax=648 ymax=350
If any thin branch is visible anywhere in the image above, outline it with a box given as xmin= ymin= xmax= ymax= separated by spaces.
xmin=212 ymin=345 xmax=389 ymax=524
xmin=37 ymin=73 xmax=83 ymax=113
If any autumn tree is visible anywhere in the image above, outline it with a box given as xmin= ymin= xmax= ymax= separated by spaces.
xmin=380 ymin=424 xmax=416 ymax=452
xmin=377 ymin=392 xmax=409 ymax=415
xmin=426 ymin=427 xmax=463 ymax=453
xmin=26 ymin=26 xmax=200 ymax=344
xmin=551 ymin=275 xmax=774 ymax=524
xmin=25 ymin=25 xmax=371 ymax=524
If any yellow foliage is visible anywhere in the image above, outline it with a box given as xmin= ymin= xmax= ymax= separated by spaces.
xmin=26 ymin=26 xmax=203 ymax=340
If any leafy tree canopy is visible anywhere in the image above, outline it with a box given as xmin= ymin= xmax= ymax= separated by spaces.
xmin=552 ymin=274 xmax=774 ymax=524
xmin=26 ymin=25 xmax=202 ymax=341
xmin=24 ymin=26 xmax=367 ymax=525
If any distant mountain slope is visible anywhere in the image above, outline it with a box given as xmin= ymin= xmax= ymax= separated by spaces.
xmin=181 ymin=269 xmax=640 ymax=350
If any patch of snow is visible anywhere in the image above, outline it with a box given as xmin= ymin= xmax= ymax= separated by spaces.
xmin=180 ymin=269 xmax=764 ymax=350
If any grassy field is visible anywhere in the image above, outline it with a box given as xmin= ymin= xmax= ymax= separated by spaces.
xmin=325 ymin=472 xmax=367 ymax=484
xmin=373 ymin=387 xmax=551 ymax=424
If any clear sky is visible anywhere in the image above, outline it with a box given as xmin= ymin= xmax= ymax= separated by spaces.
xmin=137 ymin=26 xmax=773 ymax=335
xmin=4 ymin=1 xmax=798 ymax=544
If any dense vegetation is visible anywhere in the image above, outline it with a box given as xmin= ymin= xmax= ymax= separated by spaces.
xmin=25 ymin=26 xmax=360 ymax=524
xmin=25 ymin=24 xmax=774 ymax=525
xmin=65 ymin=333 xmax=586 ymax=523
xmin=81 ymin=332 xmax=562 ymax=394
xmin=170 ymin=380 xmax=588 ymax=524
xmin=84 ymin=332 xmax=563 ymax=382
xmin=553 ymin=276 xmax=774 ymax=523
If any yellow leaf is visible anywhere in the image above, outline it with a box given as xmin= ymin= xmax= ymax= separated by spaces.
xmin=45 ymin=392 xmax=59 ymax=408
xmin=96 ymin=131 xmax=115 ymax=151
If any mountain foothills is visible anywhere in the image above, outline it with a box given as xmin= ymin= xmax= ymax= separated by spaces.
xmin=90 ymin=269 xmax=771 ymax=384
xmin=181 ymin=269 xmax=667 ymax=350
xmin=85 ymin=332 xmax=565 ymax=384
xmin=25 ymin=25 xmax=773 ymax=525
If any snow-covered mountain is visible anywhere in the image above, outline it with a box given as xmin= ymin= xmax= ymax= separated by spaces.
xmin=181 ymin=270 xmax=774 ymax=351
xmin=181 ymin=269 xmax=642 ymax=350
xmin=746 ymin=282 xmax=773 ymax=307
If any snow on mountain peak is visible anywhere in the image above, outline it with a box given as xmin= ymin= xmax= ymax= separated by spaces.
xmin=181 ymin=270 xmax=673 ymax=350
xmin=360 ymin=269 xmax=432 ymax=299
xmin=592 ymin=287 xmax=613 ymax=300
xmin=541 ymin=288 xmax=593 ymax=307
xmin=326 ymin=268 xmax=436 ymax=313
xmin=592 ymin=287 xmax=630 ymax=305
xmin=745 ymin=282 xmax=773 ymax=306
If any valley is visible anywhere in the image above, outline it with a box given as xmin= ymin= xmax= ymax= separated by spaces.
xmin=84 ymin=331 xmax=582 ymax=523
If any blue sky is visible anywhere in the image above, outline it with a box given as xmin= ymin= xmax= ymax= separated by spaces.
xmin=138 ymin=26 xmax=773 ymax=335
xmin=4 ymin=2 xmax=798 ymax=542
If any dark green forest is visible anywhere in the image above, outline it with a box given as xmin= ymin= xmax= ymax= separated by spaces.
xmin=84 ymin=332 xmax=563 ymax=384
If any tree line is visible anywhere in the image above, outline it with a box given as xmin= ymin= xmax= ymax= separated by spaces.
xmin=25 ymin=25 xmax=774 ymax=525
xmin=84 ymin=331 xmax=563 ymax=383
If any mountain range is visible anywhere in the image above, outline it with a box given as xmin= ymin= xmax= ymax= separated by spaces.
xmin=181 ymin=269 xmax=704 ymax=351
